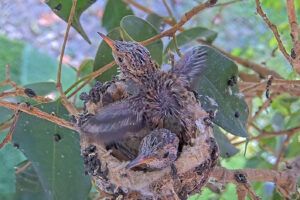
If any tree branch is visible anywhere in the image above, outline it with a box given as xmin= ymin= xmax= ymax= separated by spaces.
xmin=255 ymin=0 xmax=292 ymax=66
xmin=56 ymin=0 xmax=78 ymax=115
xmin=0 ymin=100 xmax=75 ymax=131
xmin=211 ymin=156 xmax=300 ymax=198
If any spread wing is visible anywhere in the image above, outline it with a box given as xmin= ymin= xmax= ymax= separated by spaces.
xmin=80 ymin=99 xmax=145 ymax=144
xmin=171 ymin=46 xmax=208 ymax=89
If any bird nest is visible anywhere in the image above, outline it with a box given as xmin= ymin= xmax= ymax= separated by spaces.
xmin=78 ymin=80 xmax=219 ymax=200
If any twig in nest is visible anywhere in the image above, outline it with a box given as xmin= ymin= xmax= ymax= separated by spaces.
xmin=56 ymin=0 xmax=78 ymax=115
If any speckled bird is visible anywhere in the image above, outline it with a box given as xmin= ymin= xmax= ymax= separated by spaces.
xmin=80 ymin=33 xmax=208 ymax=169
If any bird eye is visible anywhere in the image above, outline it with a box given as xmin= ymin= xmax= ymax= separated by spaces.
xmin=163 ymin=152 xmax=169 ymax=158
xmin=118 ymin=57 xmax=123 ymax=63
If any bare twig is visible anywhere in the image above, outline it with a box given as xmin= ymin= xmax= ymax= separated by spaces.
xmin=274 ymin=134 xmax=292 ymax=170
xmin=141 ymin=1 xmax=213 ymax=46
xmin=0 ymin=123 xmax=12 ymax=132
xmin=247 ymin=93 xmax=278 ymax=126
xmin=286 ymin=0 xmax=299 ymax=44
xmin=214 ymin=0 xmax=243 ymax=7
xmin=0 ymin=106 xmax=22 ymax=149
xmin=56 ymin=0 xmax=78 ymax=115
xmin=67 ymin=61 xmax=116 ymax=98
xmin=15 ymin=161 xmax=31 ymax=175
xmin=255 ymin=0 xmax=292 ymax=64
xmin=234 ymin=126 xmax=300 ymax=146
xmin=172 ymin=34 xmax=182 ymax=57
xmin=0 ymin=88 xmax=52 ymax=103
xmin=0 ymin=64 xmax=19 ymax=89
xmin=0 ymin=100 xmax=75 ymax=130
xmin=162 ymin=0 xmax=176 ymax=24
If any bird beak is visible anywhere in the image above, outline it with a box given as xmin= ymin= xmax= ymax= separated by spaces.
xmin=97 ymin=32 xmax=115 ymax=50
xmin=125 ymin=156 xmax=155 ymax=169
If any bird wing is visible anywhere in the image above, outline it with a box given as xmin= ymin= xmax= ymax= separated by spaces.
xmin=80 ymin=99 xmax=145 ymax=144
xmin=171 ymin=46 xmax=208 ymax=89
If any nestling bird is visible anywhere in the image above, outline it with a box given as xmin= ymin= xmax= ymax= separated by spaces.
xmin=80 ymin=33 xmax=208 ymax=169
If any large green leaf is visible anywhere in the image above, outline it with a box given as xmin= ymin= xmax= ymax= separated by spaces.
xmin=12 ymin=101 xmax=91 ymax=200
xmin=146 ymin=14 xmax=165 ymax=33
xmin=46 ymin=0 xmax=95 ymax=44
xmin=15 ymin=161 xmax=47 ymax=200
xmin=0 ymin=36 xmax=76 ymax=92
xmin=213 ymin=126 xmax=239 ymax=158
xmin=196 ymin=45 xmax=249 ymax=137
xmin=165 ymin=27 xmax=217 ymax=54
xmin=0 ymin=134 xmax=26 ymax=199
xmin=102 ymin=0 xmax=134 ymax=32
xmin=94 ymin=28 xmax=121 ymax=82
xmin=121 ymin=15 xmax=163 ymax=65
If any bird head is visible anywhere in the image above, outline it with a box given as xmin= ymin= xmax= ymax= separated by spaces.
xmin=125 ymin=129 xmax=179 ymax=170
xmin=98 ymin=32 xmax=155 ymax=80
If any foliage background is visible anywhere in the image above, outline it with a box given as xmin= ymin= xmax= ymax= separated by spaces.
xmin=0 ymin=0 xmax=300 ymax=199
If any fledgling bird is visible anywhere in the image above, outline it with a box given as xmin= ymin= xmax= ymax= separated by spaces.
xmin=80 ymin=33 xmax=208 ymax=169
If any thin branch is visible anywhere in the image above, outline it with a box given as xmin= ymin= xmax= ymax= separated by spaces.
xmin=255 ymin=0 xmax=292 ymax=64
xmin=67 ymin=61 xmax=116 ymax=99
xmin=141 ymin=1 xmax=213 ymax=46
xmin=274 ymin=134 xmax=292 ymax=170
xmin=15 ymin=161 xmax=31 ymax=175
xmin=172 ymin=34 xmax=182 ymax=57
xmin=214 ymin=0 xmax=243 ymax=7
xmin=56 ymin=0 xmax=78 ymax=115
xmin=162 ymin=0 xmax=176 ymax=24
xmin=0 ymin=89 xmax=52 ymax=103
xmin=211 ymin=156 xmax=300 ymax=198
xmin=0 ymin=64 xmax=19 ymax=89
xmin=0 ymin=123 xmax=12 ymax=132
xmin=286 ymin=0 xmax=299 ymax=44
xmin=234 ymin=126 xmax=300 ymax=146
xmin=0 ymin=100 xmax=76 ymax=131
xmin=0 ymin=107 xmax=22 ymax=149
xmin=247 ymin=93 xmax=279 ymax=126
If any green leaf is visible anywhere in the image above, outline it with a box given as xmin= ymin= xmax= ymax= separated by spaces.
xmin=120 ymin=15 xmax=163 ymax=65
xmin=195 ymin=45 xmax=249 ymax=138
xmin=146 ymin=14 xmax=165 ymax=33
xmin=0 ymin=140 xmax=26 ymax=198
xmin=46 ymin=0 xmax=95 ymax=44
xmin=15 ymin=161 xmax=47 ymax=200
xmin=213 ymin=126 xmax=239 ymax=158
xmin=79 ymin=59 xmax=94 ymax=78
xmin=0 ymin=107 xmax=13 ymax=125
xmin=12 ymin=101 xmax=91 ymax=200
xmin=102 ymin=0 xmax=133 ymax=32
xmin=24 ymin=82 xmax=57 ymax=97
xmin=0 ymin=35 xmax=24 ymax=89
xmin=165 ymin=27 xmax=217 ymax=53
xmin=0 ymin=36 xmax=76 ymax=92
xmin=94 ymin=28 xmax=121 ymax=82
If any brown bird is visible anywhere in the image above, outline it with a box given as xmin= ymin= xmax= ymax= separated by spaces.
xmin=80 ymin=33 xmax=208 ymax=169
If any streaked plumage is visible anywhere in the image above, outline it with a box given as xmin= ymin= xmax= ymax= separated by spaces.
xmin=80 ymin=34 xmax=208 ymax=169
